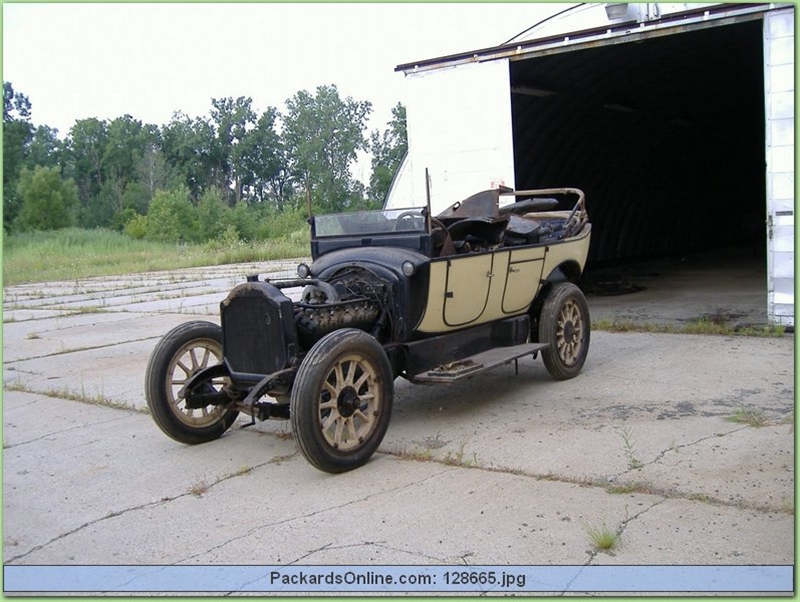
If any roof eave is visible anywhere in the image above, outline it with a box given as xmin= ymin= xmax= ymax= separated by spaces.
xmin=395 ymin=3 xmax=773 ymax=75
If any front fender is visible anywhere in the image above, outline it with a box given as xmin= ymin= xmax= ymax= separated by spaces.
xmin=309 ymin=247 xmax=430 ymax=342
xmin=309 ymin=246 xmax=428 ymax=282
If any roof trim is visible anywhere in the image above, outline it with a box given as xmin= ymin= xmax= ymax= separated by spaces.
xmin=395 ymin=3 xmax=775 ymax=74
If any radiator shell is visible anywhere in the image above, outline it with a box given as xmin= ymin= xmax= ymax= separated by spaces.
xmin=220 ymin=282 xmax=298 ymax=379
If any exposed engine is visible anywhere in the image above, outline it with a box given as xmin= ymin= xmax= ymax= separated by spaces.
xmin=294 ymin=267 xmax=388 ymax=349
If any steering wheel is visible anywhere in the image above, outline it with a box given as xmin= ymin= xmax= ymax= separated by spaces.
xmin=429 ymin=216 xmax=456 ymax=256
xmin=429 ymin=216 xmax=447 ymax=232
xmin=393 ymin=211 xmax=422 ymax=231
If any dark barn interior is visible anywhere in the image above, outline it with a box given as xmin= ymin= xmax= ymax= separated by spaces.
xmin=509 ymin=18 xmax=766 ymax=266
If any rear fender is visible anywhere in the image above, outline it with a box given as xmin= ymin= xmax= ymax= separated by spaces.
xmin=543 ymin=260 xmax=583 ymax=285
xmin=530 ymin=261 xmax=585 ymax=342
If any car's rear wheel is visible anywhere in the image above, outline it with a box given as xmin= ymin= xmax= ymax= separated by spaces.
xmin=290 ymin=329 xmax=393 ymax=473
xmin=539 ymin=283 xmax=590 ymax=380
xmin=145 ymin=321 xmax=238 ymax=444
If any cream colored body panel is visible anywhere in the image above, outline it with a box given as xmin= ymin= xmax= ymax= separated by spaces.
xmin=416 ymin=224 xmax=591 ymax=333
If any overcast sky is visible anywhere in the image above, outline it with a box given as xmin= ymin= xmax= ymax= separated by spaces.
xmin=3 ymin=2 xmax=560 ymax=139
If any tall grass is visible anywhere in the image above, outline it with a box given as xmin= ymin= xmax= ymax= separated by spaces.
xmin=3 ymin=228 xmax=310 ymax=285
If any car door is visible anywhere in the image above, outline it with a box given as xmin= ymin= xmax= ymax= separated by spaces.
xmin=442 ymin=253 xmax=494 ymax=326
xmin=501 ymin=246 xmax=547 ymax=314
xmin=416 ymin=253 xmax=493 ymax=332
xmin=416 ymin=246 xmax=547 ymax=334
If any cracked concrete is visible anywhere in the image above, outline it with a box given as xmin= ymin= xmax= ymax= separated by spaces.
xmin=2 ymin=260 xmax=794 ymax=594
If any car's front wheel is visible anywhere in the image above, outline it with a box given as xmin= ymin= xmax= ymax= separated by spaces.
xmin=290 ymin=329 xmax=393 ymax=473
xmin=145 ymin=321 xmax=238 ymax=444
xmin=539 ymin=283 xmax=590 ymax=380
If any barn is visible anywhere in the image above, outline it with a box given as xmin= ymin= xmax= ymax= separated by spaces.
xmin=386 ymin=3 xmax=794 ymax=327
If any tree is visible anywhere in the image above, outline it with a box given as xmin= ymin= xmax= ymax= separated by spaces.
xmin=368 ymin=103 xmax=407 ymax=207
xmin=3 ymin=81 xmax=31 ymax=121
xmin=209 ymin=96 xmax=256 ymax=204
xmin=81 ymin=180 xmax=119 ymax=228
xmin=122 ymin=181 xmax=152 ymax=215
xmin=15 ymin=166 xmax=78 ymax=231
xmin=161 ymin=111 xmax=216 ymax=199
xmin=3 ymin=82 xmax=35 ymax=230
xmin=282 ymin=84 xmax=372 ymax=212
xmin=26 ymin=125 xmax=63 ymax=171
xmin=105 ymin=116 xmax=158 ymax=190
xmin=65 ymin=117 xmax=109 ymax=207
xmin=104 ymin=115 xmax=143 ymax=184
xmin=58 ymin=116 xmax=167 ymax=231
xmin=235 ymin=107 xmax=290 ymax=207
xmin=135 ymin=143 xmax=170 ymax=199
xmin=95 ymin=116 xmax=160 ymax=223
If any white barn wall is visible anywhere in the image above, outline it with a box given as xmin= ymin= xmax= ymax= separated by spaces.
xmin=389 ymin=59 xmax=515 ymax=214
xmin=764 ymin=7 xmax=795 ymax=326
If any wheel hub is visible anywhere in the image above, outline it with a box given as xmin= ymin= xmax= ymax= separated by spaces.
xmin=337 ymin=386 xmax=360 ymax=418
xmin=563 ymin=321 xmax=576 ymax=341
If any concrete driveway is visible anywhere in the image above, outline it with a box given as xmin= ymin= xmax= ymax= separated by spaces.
xmin=2 ymin=261 xmax=794 ymax=594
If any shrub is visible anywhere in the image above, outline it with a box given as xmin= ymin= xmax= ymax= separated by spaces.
xmin=144 ymin=186 xmax=197 ymax=243
xmin=124 ymin=213 xmax=149 ymax=239
xmin=15 ymin=166 xmax=78 ymax=231
xmin=196 ymin=188 xmax=233 ymax=240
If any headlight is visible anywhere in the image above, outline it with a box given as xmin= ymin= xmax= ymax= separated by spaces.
xmin=401 ymin=261 xmax=416 ymax=277
xmin=297 ymin=263 xmax=310 ymax=279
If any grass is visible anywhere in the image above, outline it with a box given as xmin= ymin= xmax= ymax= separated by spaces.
xmin=724 ymin=407 xmax=769 ymax=427
xmin=189 ymin=463 xmax=259 ymax=497
xmin=188 ymin=480 xmax=210 ymax=497
xmin=594 ymin=317 xmax=785 ymax=338
xmin=231 ymin=465 xmax=253 ymax=477
xmin=382 ymin=447 xmax=792 ymax=514
xmin=393 ymin=439 xmax=479 ymax=467
xmin=443 ymin=441 xmax=479 ymax=468
xmin=606 ymin=481 xmax=654 ymax=495
xmin=615 ymin=425 xmax=643 ymax=470
xmin=398 ymin=447 xmax=433 ymax=462
xmin=3 ymin=227 xmax=309 ymax=285
xmin=268 ymin=453 xmax=297 ymax=465
xmin=4 ymin=380 xmax=145 ymax=413
xmin=585 ymin=522 xmax=619 ymax=551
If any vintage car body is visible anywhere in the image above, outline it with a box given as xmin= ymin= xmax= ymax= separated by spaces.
xmin=145 ymin=187 xmax=591 ymax=472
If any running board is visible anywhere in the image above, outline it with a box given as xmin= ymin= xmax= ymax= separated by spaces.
xmin=412 ymin=342 xmax=549 ymax=384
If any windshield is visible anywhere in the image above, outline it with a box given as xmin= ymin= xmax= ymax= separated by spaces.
xmin=313 ymin=207 xmax=427 ymax=238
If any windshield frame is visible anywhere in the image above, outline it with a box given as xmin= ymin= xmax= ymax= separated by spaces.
xmin=311 ymin=207 xmax=428 ymax=239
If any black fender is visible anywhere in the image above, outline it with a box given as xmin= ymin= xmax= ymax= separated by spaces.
xmin=308 ymin=247 xmax=430 ymax=342
xmin=543 ymin=260 xmax=583 ymax=285
xmin=529 ymin=261 xmax=584 ymax=343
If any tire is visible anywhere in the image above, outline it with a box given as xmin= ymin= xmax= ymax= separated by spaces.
xmin=539 ymin=283 xmax=591 ymax=380
xmin=290 ymin=329 xmax=393 ymax=473
xmin=145 ymin=321 xmax=238 ymax=444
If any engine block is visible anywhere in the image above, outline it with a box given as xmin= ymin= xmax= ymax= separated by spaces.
xmin=295 ymin=300 xmax=380 ymax=349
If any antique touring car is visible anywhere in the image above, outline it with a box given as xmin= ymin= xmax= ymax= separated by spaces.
xmin=145 ymin=187 xmax=592 ymax=472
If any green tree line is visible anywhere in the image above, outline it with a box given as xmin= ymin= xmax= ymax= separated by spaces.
xmin=3 ymin=82 xmax=408 ymax=243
